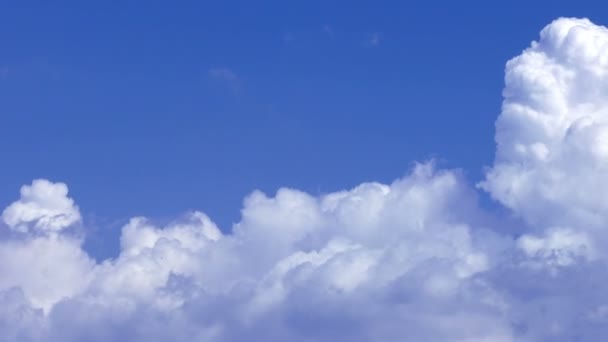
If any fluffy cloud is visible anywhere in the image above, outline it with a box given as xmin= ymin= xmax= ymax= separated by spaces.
xmin=2 ymin=16 xmax=608 ymax=342
xmin=2 ymin=179 xmax=81 ymax=234
xmin=0 ymin=165 xmax=512 ymax=341
xmin=481 ymin=18 xmax=608 ymax=239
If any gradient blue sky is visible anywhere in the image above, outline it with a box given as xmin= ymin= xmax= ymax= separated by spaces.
xmin=1 ymin=0 xmax=605 ymax=258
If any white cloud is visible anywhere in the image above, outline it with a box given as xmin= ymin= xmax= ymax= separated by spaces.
xmin=2 ymin=179 xmax=81 ymax=234
xmin=3 ymin=16 xmax=608 ymax=341
xmin=480 ymin=17 xmax=608 ymax=252
xmin=0 ymin=165 xmax=511 ymax=341
xmin=0 ymin=236 xmax=94 ymax=313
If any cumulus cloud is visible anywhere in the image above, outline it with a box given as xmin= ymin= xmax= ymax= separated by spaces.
xmin=480 ymin=17 xmax=608 ymax=255
xmin=2 ymin=16 xmax=608 ymax=341
xmin=0 ymin=165 xmax=512 ymax=341
xmin=2 ymin=179 xmax=81 ymax=234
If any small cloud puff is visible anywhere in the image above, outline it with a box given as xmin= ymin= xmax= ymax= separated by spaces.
xmin=208 ymin=67 xmax=241 ymax=91
xmin=367 ymin=32 xmax=382 ymax=46
xmin=2 ymin=179 xmax=81 ymax=234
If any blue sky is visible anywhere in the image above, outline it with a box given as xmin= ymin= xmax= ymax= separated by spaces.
xmin=1 ymin=1 xmax=605 ymax=256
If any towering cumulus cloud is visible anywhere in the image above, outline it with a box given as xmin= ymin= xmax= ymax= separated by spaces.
xmin=2 ymin=17 xmax=608 ymax=341
xmin=482 ymin=18 xmax=608 ymax=260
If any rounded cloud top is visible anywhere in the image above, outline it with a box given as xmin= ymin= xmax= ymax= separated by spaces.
xmin=482 ymin=17 xmax=608 ymax=236
xmin=2 ymin=179 xmax=81 ymax=233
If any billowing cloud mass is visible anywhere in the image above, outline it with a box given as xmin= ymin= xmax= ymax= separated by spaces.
xmin=481 ymin=17 xmax=608 ymax=259
xmin=2 ymin=17 xmax=608 ymax=341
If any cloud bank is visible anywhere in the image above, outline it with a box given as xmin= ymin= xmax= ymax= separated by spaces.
xmin=2 ymin=17 xmax=608 ymax=341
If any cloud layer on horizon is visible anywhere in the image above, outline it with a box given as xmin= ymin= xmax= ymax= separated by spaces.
xmin=2 ymin=17 xmax=608 ymax=341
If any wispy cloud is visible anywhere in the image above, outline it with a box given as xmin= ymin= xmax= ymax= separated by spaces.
xmin=323 ymin=24 xmax=335 ymax=38
xmin=208 ymin=67 xmax=240 ymax=91
xmin=282 ymin=31 xmax=295 ymax=44
xmin=366 ymin=32 xmax=382 ymax=47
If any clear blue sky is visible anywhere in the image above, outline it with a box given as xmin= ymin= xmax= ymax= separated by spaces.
xmin=1 ymin=0 xmax=605 ymax=258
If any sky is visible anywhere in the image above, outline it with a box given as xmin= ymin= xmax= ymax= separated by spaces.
xmin=3 ymin=0 xmax=608 ymax=258
xmin=4 ymin=1 xmax=608 ymax=341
